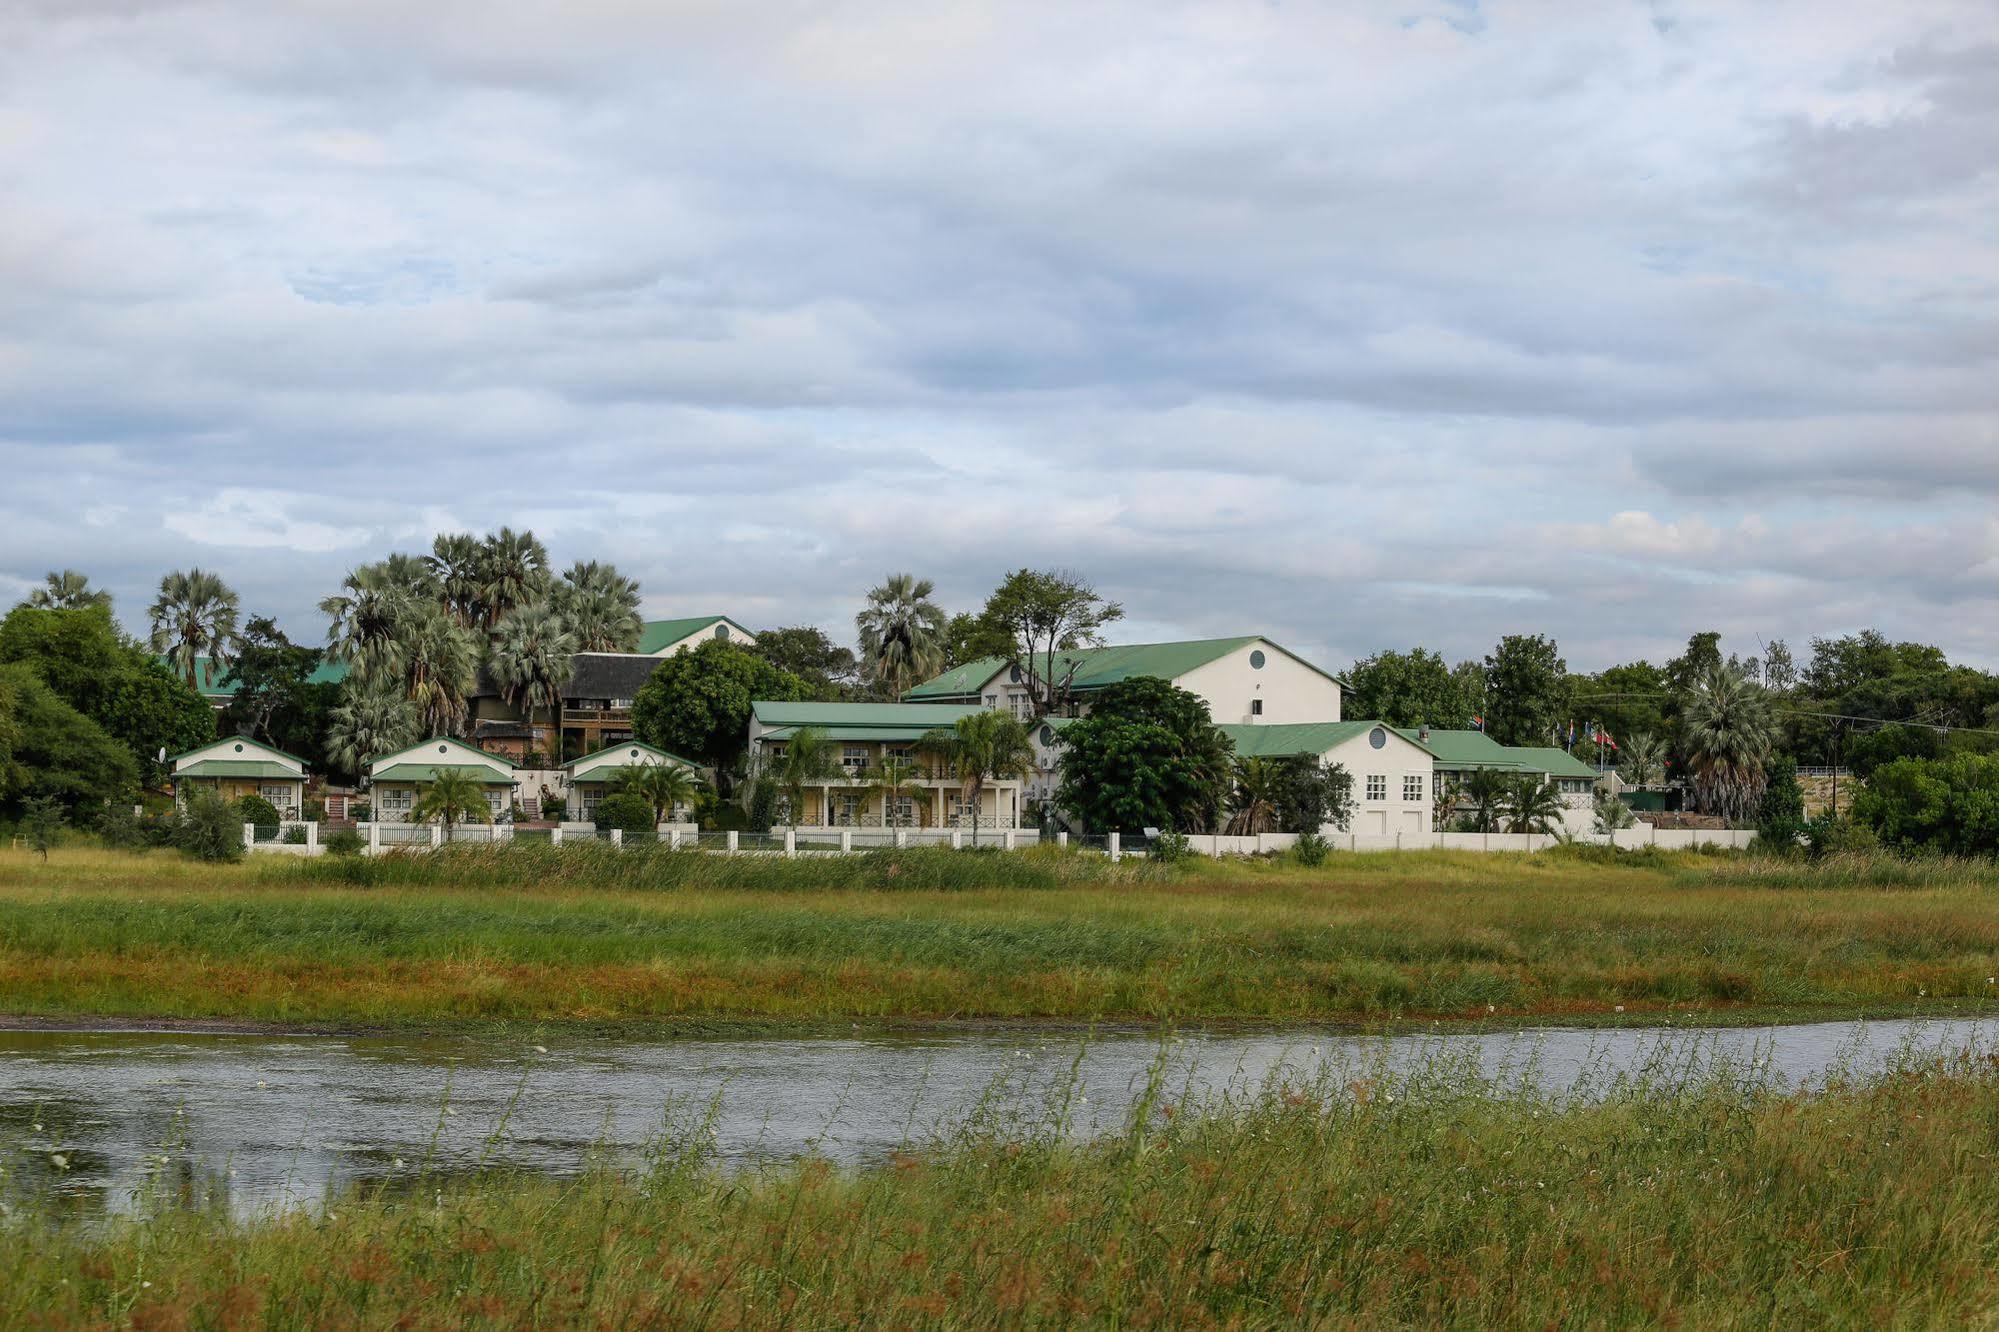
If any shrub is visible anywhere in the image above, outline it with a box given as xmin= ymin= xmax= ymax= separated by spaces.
xmin=1754 ymin=755 xmax=1807 ymax=852
xmin=1293 ymin=831 xmax=1329 ymax=867
xmin=349 ymin=799 xmax=372 ymax=822
xmin=302 ymin=797 xmax=326 ymax=823
xmin=177 ymin=789 xmax=244 ymax=862
xmin=745 ymin=776 xmax=778 ymax=834
xmin=282 ymin=825 xmax=309 ymax=845
xmin=594 ymin=792 xmax=655 ymax=834
xmin=1593 ymin=789 xmax=1637 ymax=834
xmin=98 ymin=805 xmax=147 ymax=851
xmin=234 ymin=793 xmax=283 ymax=829
xmin=541 ymin=791 xmax=567 ymax=822
xmin=1802 ymin=813 xmax=1880 ymax=859
xmin=1150 ymin=830 xmax=1192 ymax=863
xmin=324 ymin=828 xmax=365 ymax=856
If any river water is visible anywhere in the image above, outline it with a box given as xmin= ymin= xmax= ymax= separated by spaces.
xmin=3 ymin=1018 xmax=1992 ymax=1215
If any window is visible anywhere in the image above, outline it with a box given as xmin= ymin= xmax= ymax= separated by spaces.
xmin=380 ymin=788 xmax=413 ymax=820
xmin=1249 ymin=649 xmax=1266 ymax=670
xmin=950 ymin=794 xmax=977 ymax=823
xmin=259 ymin=784 xmax=295 ymax=811
xmin=485 ymin=789 xmax=508 ymax=819
xmin=611 ymin=698 xmax=633 ymax=710
xmin=714 ymin=624 xmax=729 ymax=640
xmin=833 ymin=794 xmax=861 ymax=826
xmin=985 ymin=693 xmax=999 ymax=708
xmin=1368 ymin=727 xmax=1387 ymax=749
xmin=1250 ymin=699 xmax=1263 ymax=716
xmin=1365 ymin=775 xmax=1387 ymax=801
xmin=580 ymin=789 xmax=601 ymax=818
xmin=1403 ymin=775 xmax=1424 ymax=803
xmin=841 ymin=746 xmax=868 ymax=770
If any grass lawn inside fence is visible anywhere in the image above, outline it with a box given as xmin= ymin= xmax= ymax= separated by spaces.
xmin=6 ymin=844 xmax=1999 ymax=1031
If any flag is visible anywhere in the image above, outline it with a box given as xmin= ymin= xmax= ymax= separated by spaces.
xmin=1471 ymin=715 xmax=1483 ymax=731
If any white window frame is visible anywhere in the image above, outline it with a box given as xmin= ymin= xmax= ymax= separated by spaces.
xmin=379 ymin=787 xmax=414 ymax=821
xmin=887 ymin=795 xmax=915 ymax=825
xmin=259 ymin=784 xmax=297 ymax=812
xmin=1365 ymin=774 xmax=1387 ymax=802
xmin=841 ymin=746 xmax=869 ymax=771
xmin=1402 ymin=775 xmax=1424 ymax=803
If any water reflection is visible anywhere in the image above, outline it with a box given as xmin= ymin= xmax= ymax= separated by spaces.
xmin=1 ymin=1019 xmax=1992 ymax=1216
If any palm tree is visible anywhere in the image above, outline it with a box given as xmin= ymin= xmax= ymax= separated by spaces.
xmin=1499 ymin=775 xmax=1566 ymax=835
xmin=864 ymin=752 xmax=927 ymax=830
xmin=149 ymin=568 xmax=241 ymax=690
xmin=321 ymin=564 xmax=414 ymax=681
xmin=1461 ymin=768 xmax=1511 ymax=833
xmin=1680 ymin=663 xmax=1777 ymax=823
xmin=1617 ymin=732 xmax=1668 ymax=788
xmin=489 ymin=605 xmax=576 ymax=751
xmin=1224 ymin=756 xmax=1282 ymax=836
xmin=412 ymin=768 xmax=490 ymax=841
xmin=920 ymin=710 xmax=1034 ymax=845
xmin=613 ymin=762 xmax=703 ymax=826
xmin=324 ymin=680 xmax=418 ymax=779
xmin=773 ymin=726 xmax=838 ymax=828
xmin=855 ymin=573 xmax=946 ymax=701
xmin=427 ymin=533 xmax=485 ymax=628
xmin=475 ymin=528 xmax=550 ymax=631
xmin=27 ymin=570 xmax=111 ymax=611
xmin=400 ymin=606 xmax=481 ymax=736
xmin=553 ymin=561 xmax=643 ymax=652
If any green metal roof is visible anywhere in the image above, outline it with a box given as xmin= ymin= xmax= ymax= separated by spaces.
xmin=1507 ymin=747 xmax=1603 ymax=780
xmin=372 ymin=736 xmax=517 ymax=771
xmin=1219 ymin=721 xmax=1422 ymax=759
xmin=160 ymin=655 xmax=350 ymax=700
xmin=565 ymin=740 xmax=702 ymax=774
xmin=172 ymin=760 xmax=307 ymax=781
xmin=753 ymin=701 xmax=981 ymax=730
xmin=636 ymin=616 xmax=755 ymax=654
xmin=168 ymin=734 xmax=312 ymax=768
xmin=907 ymin=638 xmax=1259 ymax=700
xmin=1395 ymin=729 xmax=1599 ymax=780
xmin=761 ymin=724 xmax=944 ymax=745
xmin=371 ymin=764 xmax=518 ymax=786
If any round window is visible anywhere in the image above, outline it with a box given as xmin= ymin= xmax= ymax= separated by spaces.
xmin=630 ymin=748 xmax=641 ymax=758
xmin=715 ymin=624 xmax=729 ymax=640
xmin=1009 ymin=665 xmax=1023 ymax=683
xmin=1369 ymin=727 xmax=1387 ymax=749
xmin=438 ymin=743 xmax=449 ymax=754
xmin=232 ymin=743 xmax=244 ymax=753
xmin=1249 ymin=650 xmax=1267 ymax=670
xmin=1039 ymin=725 xmax=1055 ymax=746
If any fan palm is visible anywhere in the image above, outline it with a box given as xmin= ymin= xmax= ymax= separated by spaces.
xmin=324 ymin=680 xmax=418 ymax=778
xmin=920 ymin=710 xmax=1034 ymax=845
xmin=475 ymin=528 xmax=550 ymax=631
xmin=412 ymin=768 xmax=490 ymax=840
xmin=553 ymin=561 xmax=644 ymax=652
xmin=613 ymin=762 xmax=703 ymax=826
xmin=320 ymin=564 xmax=415 ymax=682
xmin=1460 ymin=768 xmax=1511 ymax=833
xmin=855 ymin=573 xmax=946 ymax=701
xmin=1680 ymin=663 xmax=1776 ymax=822
xmin=27 ymin=569 xmax=111 ymax=611
xmin=148 ymin=568 xmax=241 ymax=690
xmin=1499 ymin=775 xmax=1566 ymax=835
xmin=1224 ymin=756 xmax=1282 ymax=836
xmin=1617 ymin=732 xmax=1668 ymax=788
xmin=489 ymin=605 xmax=576 ymax=750
xmin=399 ymin=606 xmax=481 ymax=736
xmin=864 ymin=752 xmax=927 ymax=829
xmin=772 ymin=726 xmax=838 ymax=827
xmin=427 ymin=533 xmax=485 ymax=628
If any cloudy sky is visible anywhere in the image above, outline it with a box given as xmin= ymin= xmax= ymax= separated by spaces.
xmin=5 ymin=0 xmax=1997 ymax=673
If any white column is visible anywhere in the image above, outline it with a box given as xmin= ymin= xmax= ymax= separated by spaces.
xmin=366 ymin=822 xmax=380 ymax=855
xmin=430 ymin=824 xmax=442 ymax=849
xmin=611 ymin=829 xmax=623 ymax=848
xmin=1108 ymin=831 xmax=1121 ymax=862
xmin=1058 ymin=830 xmax=1068 ymax=849
xmin=668 ymin=828 xmax=681 ymax=851
xmin=894 ymin=828 xmax=907 ymax=849
xmin=784 ymin=828 xmax=796 ymax=857
xmin=1003 ymin=828 xmax=1016 ymax=851
xmin=727 ymin=831 xmax=739 ymax=855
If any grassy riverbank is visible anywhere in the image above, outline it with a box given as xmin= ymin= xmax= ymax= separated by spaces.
xmin=6 ymin=844 xmax=1999 ymax=1031
xmin=10 ymin=1049 xmax=1999 ymax=1326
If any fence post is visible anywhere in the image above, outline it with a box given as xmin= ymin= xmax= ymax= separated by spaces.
xmin=1057 ymin=830 xmax=1069 ymax=849
xmin=611 ymin=828 xmax=623 ymax=849
xmin=950 ymin=829 xmax=963 ymax=851
xmin=1108 ymin=831 xmax=1121 ymax=862
xmin=365 ymin=822 xmax=380 ymax=855
xmin=784 ymin=828 xmax=796 ymax=858
xmin=431 ymin=824 xmax=442 ymax=849
xmin=551 ymin=826 xmax=563 ymax=847
xmin=726 ymin=831 xmax=739 ymax=856
xmin=242 ymin=822 xmax=255 ymax=850
xmin=840 ymin=829 xmax=852 ymax=853
xmin=1003 ymin=828 xmax=1016 ymax=851
xmin=306 ymin=822 xmax=319 ymax=853
xmin=895 ymin=828 xmax=907 ymax=850
xmin=668 ymin=828 xmax=681 ymax=851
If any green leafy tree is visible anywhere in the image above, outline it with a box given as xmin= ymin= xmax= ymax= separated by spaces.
xmin=411 ymin=769 xmax=490 ymax=840
xmin=978 ymin=569 xmax=1124 ymax=716
xmin=1852 ymin=754 xmax=1999 ymax=857
xmin=26 ymin=570 xmax=111 ymax=612
xmin=864 ymin=753 xmax=927 ymax=829
xmin=398 ymin=605 xmax=481 ymax=737
xmin=772 ymin=726 xmax=839 ymax=827
xmin=324 ymin=679 xmax=419 ymax=780
xmin=1755 ymin=754 xmax=1806 ymax=849
xmin=475 ymin=528 xmax=551 ymax=632
xmin=1680 ymin=663 xmax=1777 ymax=822
xmin=0 ymin=669 xmax=20 ymax=802
xmin=1664 ymin=632 xmax=1725 ymax=697
xmin=1762 ymin=639 xmax=1797 ymax=692
xmin=149 ymin=568 xmax=241 ymax=691
xmin=175 ymin=787 xmax=243 ymax=862
xmin=222 ymin=616 xmax=337 ymax=756
xmin=753 ymin=627 xmax=860 ymax=699
xmin=1343 ymin=648 xmax=1474 ymax=728
xmin=631 ymin=639 xmax=812 ymax=787
xmin=1617 ymin=732 xmax=1669 ymax=787
xmin=1573 ymin=661 xmax=1669 ymax=757
xmin=1499 ymin=775 xmax=1566 ymax=835
xmin=320 ymin=563 xmax=416 ymax=681
xmin=1055 ymin=677 xmax=1232 ymax=835
xmin=426 ymin=533 xmax=487 ymax=629
xmin=1481 ymin=635 xmax=1569 ymax=747
xmin=612 ymin=763 xmax=703 ymax=826
xmin=920 ymin=710 xmax=1035 ymax=844
xmin=1457 ymin=768 xmax=1512 ymax=833
xmin=1224 ymin=756 xmax=1282 ymax=835
xmin=855 ymin=573 xmax=947 ymax=701
xmin=593 ymin=791 xmax=655 ymax=834
xmin=1846 ymin=724 xmax=1943 ymax=780
xmin=0 ymin=662 xmax=137 ymax=825
xmin=1593 ymin=789 xmax=1637 ymax=834
xmin=1272 ymin=757 xmax=1353 ymax=834
xmin=940 ymin=611 xmax=1017 ymax=671
xmin=235 ymin=792 xmax=283 ymax=829
xmin=489 ymin=605 xmax=576 ymax=744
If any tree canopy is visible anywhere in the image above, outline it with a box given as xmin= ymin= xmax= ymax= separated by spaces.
xmin=1481 ymin=634 xmax=1569 ymax=747
xmin=0 ymin=662 xmax=137 ymax=824
xmin=631 ymin=639 xmax=812 ymax=781
xmin=1343 ymin=648 xmax=1474 ymax=728
xmin=1054 ymin=676 xmax=1231 ymax=834
xmin=753 ymin=627 xmax=860 ymax=699
xmin=223 ymin=616 xmax=338 ymax=759
xmin=978 ymin=569 xmax=1123 ymax=716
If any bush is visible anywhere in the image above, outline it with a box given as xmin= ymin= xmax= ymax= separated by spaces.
xmin=177 ymin=790 xmax=244 ymax=862
xmin=1802 ymin=813 xmax=1880 ymax=859
xmin=282 ymin=825 xmax=309 ymax=845
xmin=234 ymin=793 xmax=283 ymax=828
xmin=540 ymin=791 xmax=567 ymax=822
xmin=1293 ymin=831 xmax=1329 ymax=867
xmin=594 ymin=792 xmax=655 ymax=834
xmin=1755 ymin=755 xmax=1807 ymax=852
xmin=98 ymin=805 xmax=147 ymax=851
xmin=325 ymin=828 xmax=365 ymax=856
xmin=1150 ymin=830 xmax=1191 ymax=863
xmin=302 ymin=797 xmax=326 ymax=823
xmin=349 ymin=799 xmax=372 ymax=822
xmin=745 ymin=776 xmax=778 ymax=834
xmin=1592 ymin=789 xmax=1637 ymax=834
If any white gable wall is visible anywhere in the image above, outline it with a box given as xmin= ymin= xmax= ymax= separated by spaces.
xmin=171 ymin=738 xmax=306 ymax=775
xmin=1322 ymin=725 xmax=1432 ymax=837
xmin=649 ymin=621 xmax=757 ymax=657
xmin=1174 ymin=640 xmax=1343 ymax=727
xmin=369 ymin=738 xmax=515 ymax=779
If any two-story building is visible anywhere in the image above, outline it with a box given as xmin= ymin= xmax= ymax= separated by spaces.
xmin=906 ymin=636 xmax=1342 ymax=726
xmin=745 ymin=701 xmax=1026 ymax=830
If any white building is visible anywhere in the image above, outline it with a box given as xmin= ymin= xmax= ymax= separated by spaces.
xmin=636 ymin=615 xmax=757 ymax=657
xmin=1219 ymin=722 xmax=1437 ymax=835
xmin=366 ymin=737 xmax=518 ymax=824
xmin=168 ymin=736 xmax=309 ymax=817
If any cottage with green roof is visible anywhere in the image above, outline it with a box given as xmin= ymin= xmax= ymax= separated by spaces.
xmin=564 ymin=742 xmax=705 ymax=823
xmin=906 ymin=635 xmax=1343 ymax=728
xmin=746 ymin=701 xmax=1027 ymax=831
xmin=367 ymin=737 xmax=517 ymax=825
xmin=1218 ymin=721 xmax=1437 ymax=836
xmin=170 ymin=736 xmax=309 ymax=816
xmin=1395 ymin=727 xmax=1603 ymax=833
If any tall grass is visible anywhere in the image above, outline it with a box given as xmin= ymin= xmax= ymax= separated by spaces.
xmin=8 ymin=845 xmax=1999 ymax=1028
xmin=9 ymin=1048 xmax=1999 ymax=1326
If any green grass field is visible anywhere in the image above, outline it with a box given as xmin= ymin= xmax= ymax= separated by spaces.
xmin=6 ymin=844 xmax=1999 ymax=1031
xmin=10 ymin=1047 xmax=1999 ymax=1326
